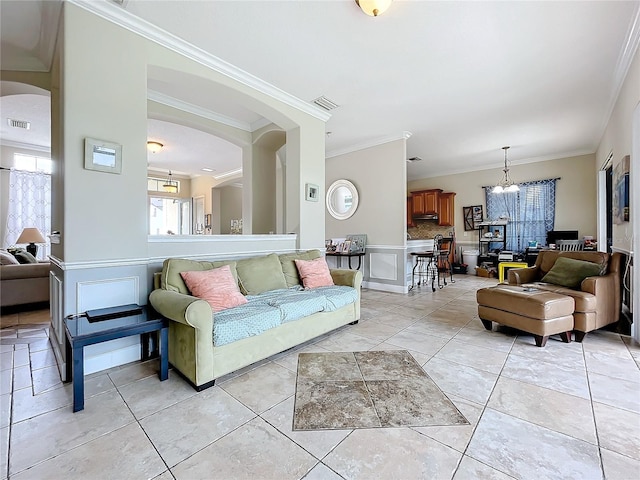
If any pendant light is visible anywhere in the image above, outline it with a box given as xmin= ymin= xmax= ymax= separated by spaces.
xmin=163 ymin=171 xmax=178 ymax=194
xmin=492 ymin=146 xmax=519 ymax=194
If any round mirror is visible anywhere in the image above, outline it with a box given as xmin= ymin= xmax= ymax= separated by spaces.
xmin=326 ymin=179 xmax=359 ymax=220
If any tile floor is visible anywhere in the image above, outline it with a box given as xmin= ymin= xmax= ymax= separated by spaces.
xmin=1 ymin=275 xmax=639 ymax=479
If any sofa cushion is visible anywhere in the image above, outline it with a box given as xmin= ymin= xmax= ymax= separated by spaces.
xmin=526 ymin=283 xmax=597 ymax=312
xmin=314 ymin=285 xmax=359 ymax=311
xmin=180 ymin=265 xmax=248 ymax=312
xmin=236 ymin=253 xmax=288 ymax=295
xmin=559 ymin=251 xmax=609 ymax=275
xmin=279 ymin=250 xmax=322 ymax=287
xmin=212 ymin=302 xmax=282 ymax=346
xmin=161 ymin=258 xmax=237 ymax=294
xmin=14 ymin=251 xmax=38 ymax=264
xmin=295 ymin=257 xmax=335 ymax=289
xmin=541 ymin=257 xmax=603 ymax=289
xmin=0 ymin=250 xmax=19 ymax=265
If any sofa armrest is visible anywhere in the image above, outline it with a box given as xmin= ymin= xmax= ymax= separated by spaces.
xmin=330 ymin=269 xmax=363 ymax=289
xmin=581 ymin=272 xmax=620 ymax=324
xmin=581 ymin=273 xmax=615 ymax=296
xmin=507 ymin=266 xmax=538 ymax=285
xmin=149 ymin=289 xmax=212 ymax=330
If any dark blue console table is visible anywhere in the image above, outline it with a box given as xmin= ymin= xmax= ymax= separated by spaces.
xmin=64 ymin=307 xmax=168 ymax=412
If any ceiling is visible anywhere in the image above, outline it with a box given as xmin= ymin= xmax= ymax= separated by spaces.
xmin=1 ymin=0 xmax=639 ymax=181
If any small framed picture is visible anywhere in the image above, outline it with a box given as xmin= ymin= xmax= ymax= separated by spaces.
xmin=84 ymin=138 xmax=122 ymax=174
xmin=463 ymin=205 xmax=484 ymax=231
xmin=341 ymin=240 xmax=352 ymax=253
xmin=305 ymin=183 xmax=319 ymax=202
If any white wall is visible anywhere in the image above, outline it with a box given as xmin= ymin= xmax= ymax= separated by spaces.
xmin=219 ymin=185 xmax=243 ymax=234
xmin=326 ymin=139 xmax=407 ymax=246
xmin=326 ymin=138 xmax=408 ymax=292
xmin=596 ymin=46 xmax=639 ymax=254
xmin=41 ymin=3 xmax=329 ymax=376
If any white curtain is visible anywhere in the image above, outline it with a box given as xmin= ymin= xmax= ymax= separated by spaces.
xmin=3 ymin=170 xmax=52 ymax=260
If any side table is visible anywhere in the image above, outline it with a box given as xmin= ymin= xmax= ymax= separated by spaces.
xmin=325 ymin=251 xmax=365 ymax=270
xmin=64 ymin=307 xmax=169 ymax=412
xmin=498 ymin=262 xmax=529 ymax=283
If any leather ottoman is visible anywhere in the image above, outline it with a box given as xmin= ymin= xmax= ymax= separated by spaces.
xmin=476 ymin=285 xmax=575 ymax=347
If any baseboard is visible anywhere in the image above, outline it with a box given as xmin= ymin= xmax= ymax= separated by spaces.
xmin=362 ymin=281 xmax=407 ymax=294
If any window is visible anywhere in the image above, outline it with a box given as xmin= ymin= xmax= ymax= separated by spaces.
xmin=148 ymin=176 xmax=180 ymax=194
xmin=3 ymin=154 xmax=52 ymax=259
xmin=485 ymin=179 xmax=557 ymax=252
xmin=149 ymin=197 xmax=190 ymax=235
xmin=14 ymin=153 xmax=52 ymax=174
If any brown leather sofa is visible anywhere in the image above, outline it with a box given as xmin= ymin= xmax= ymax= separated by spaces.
xmin=507 ymin=250 xmax=622 ymax=341
xmin=0 ymin=262 xmax=51 ymax=308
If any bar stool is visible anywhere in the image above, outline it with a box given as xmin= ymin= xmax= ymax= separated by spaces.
xmin=434 ymin=234 xmax=455 ymax=289
xmin=410 ymin=250 xmax=438 ymax=291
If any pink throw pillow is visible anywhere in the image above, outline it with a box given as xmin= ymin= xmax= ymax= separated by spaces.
xmin=295 ymin=257 xmax=334 ymax=289
xmin=180 ymin=265 xmax=247 ymax=312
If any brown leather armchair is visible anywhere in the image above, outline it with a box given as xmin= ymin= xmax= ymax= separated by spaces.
xmin=507 ymin=250 xmax=621 ymax=341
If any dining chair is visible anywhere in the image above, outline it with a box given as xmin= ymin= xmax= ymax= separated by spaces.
xmin=556 ymin=239 xmax=585 ymax=251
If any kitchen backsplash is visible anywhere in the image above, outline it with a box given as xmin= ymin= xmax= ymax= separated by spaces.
xmin=407 ymin=223 xmax=453 ymax=239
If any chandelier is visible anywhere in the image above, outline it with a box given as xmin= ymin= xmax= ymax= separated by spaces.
xmin=355 ymin=0 xmax=392 ymax=17
xmin=163 ymin=171 xmax=178 ymax=194
xmin=492 ymin=146 xmax=519 ymax=193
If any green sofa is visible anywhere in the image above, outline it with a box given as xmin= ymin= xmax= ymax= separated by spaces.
xmin=149 ymin=250 xmax=362 ymax=390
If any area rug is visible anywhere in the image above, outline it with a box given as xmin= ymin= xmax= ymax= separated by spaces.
xmin=292 ymin=350 xmax=469 ymax=430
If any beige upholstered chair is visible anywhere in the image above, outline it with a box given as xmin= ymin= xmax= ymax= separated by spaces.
xmin=556 ymin=239 xmax=584 ymax=251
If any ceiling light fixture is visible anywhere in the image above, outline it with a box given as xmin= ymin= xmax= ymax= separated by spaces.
xmin=355 ymin=0 xmax=392 ymax=17
xmin=492 ymin=146 xmax=520 ymax=194
xmin=201 ymin=168 xmax=214 ymax=172
xmin=163 ymin=171 xmax=178 ymax=194
xmin=147 ymin=141 xmax=163 ymax=154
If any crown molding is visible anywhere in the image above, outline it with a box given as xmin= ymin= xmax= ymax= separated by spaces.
xmin=0 ymin=140 xmax=51 ymax=153
xmin=68 ymin=0 xmax=331 ymax=123
xmin=326 ymin=131 xmax=412 ymax=159
xmin=407 ymin=148 xmax=595 ymax=181
xmin=596 ymin=2 xmax=640 ymax=147
xmin=148 ymin=90 xmax=252 ymax=132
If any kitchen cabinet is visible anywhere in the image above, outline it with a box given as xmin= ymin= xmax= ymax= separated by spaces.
xmin=407 ymin=197 xmax=415 ymax=227
xmin=438 ymin=192 xmax=456 ymax=226
xmin=411 ymin=189 xmax=442 ymax=216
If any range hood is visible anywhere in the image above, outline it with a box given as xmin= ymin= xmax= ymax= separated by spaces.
xmin=413 ymin=213 xmax=439 ymax=220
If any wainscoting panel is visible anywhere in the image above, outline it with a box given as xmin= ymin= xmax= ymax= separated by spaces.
xmin=49 ymin=271 xmax=65 ymax=380
xmin=76 ymin=276 xmax=139 ymax=313
xmin=369 ymin=253 xmax=398 ymax=281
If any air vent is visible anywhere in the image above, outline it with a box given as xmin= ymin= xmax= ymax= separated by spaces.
xmin=407 ymin=157 xmax=423 ymax=163
xmin=312 ymin=96 xmax=339 ymax=111
xmin=7 ymin=119 xmax=30 ymax=130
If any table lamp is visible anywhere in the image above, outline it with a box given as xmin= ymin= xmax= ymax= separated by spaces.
xmin=16 ymin=227 xmax=46 ymax=257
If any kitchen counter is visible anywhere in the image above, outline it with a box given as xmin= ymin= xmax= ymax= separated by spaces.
xmin=407 ymin=239 xmax=434 ymax=247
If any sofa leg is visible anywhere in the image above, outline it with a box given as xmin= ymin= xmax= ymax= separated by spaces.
xmin=349 ymin=320 xmax=359 ymax=325
xmin=574 ymin=331 xmax=586 ymax=343
xmin=481 ymin=319 xmax=492 ymax=331
xmin=194 ymin=379 xmax=216 ymax=392
xmin=533 ymin=335 xmax=548 ymax=347
xmin=559 ymin=331 xmax=572 ymax=343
